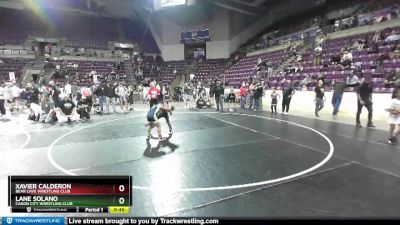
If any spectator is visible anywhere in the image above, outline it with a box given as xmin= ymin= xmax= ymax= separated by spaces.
xmin=391 ymin=6 xmax=400 ymax=19
xmin=390 ymin=44 xmax=400 ymax=59
xmin=76 ymin=96 xmax=91 ymax=120
xmin=197 ymin=81 xmax=204 ymax=99
xmin=253 ymin=81 xmax=263 ymax=111
xmin=386 ymin=88 xmax=400 ymax=144
xmin=315 ymin=34 xmax=326 ymax=46
xmin=115 ymin=83 xmax=128 ymax=111
xmin=26 ymin=85 xmax=41 ymax=121
xmin=128 ymin=86 xmax=134 ymax=111
xmin=341 ymin=49 xmax=353 ymax=69
xmin=352 ymin=39 xmax=362 ymax=51
xmin=302 ymin=75 xmax=312 ymax=89
xmin=368 ymin=42 xmax=379 ymax=54
xmin=10 ymin=83 xmax=21 ymax=112
xmin=0 ymin=82 xmax=6 ymax=118
xmin=71 ymin=83 xmax=78 ymax=103
xmin=385 ymin=70 xmax=400 ymax=88
xmin=356 ymin=77 xmax=375 ymax=128
xmin=183 ymin=81 xmax=191 ymax=109
xmin=347 ymin=73 xmax=360 ymax=87
xmin=50 ymin=81 xmax=61 ymax=108
xmin=57 ymin=95 xmax=76 ymax=123
xmin=248 ymin=81 xmax=255 ymax=109
xmin=372 ymin=31 xmax=382 ymax=43
xmin=385 ymin=30 xmax=400 ymax=43
xmin=334 ymin=19 xmax=340 ymax=31
xmin=331 ymin=53 xmax=342 ymax=65
xmin=104 ymin=83 xmax=116 ymax=113
xmin=331 ymin=80 xmax=348 ymax=115
xmin=351 ymin=16 xmax=358 ymax=28
xmin=64 ymin=81 xmax=72 ymax=99
xmin=239 ymin=82 xmax=247 ymax=109
xmin=39 ymin=95 xmax=56 ymax=123
xmin=214 ymin=80 xmax=224 ymax=112
xmin=147 ymin=83 xmax=161 ymax=108
xmin=314 ymin=45 xmax=322 ymax=66
xmin=94 ymin=83 xmax=105 ymax=114
xmin=228 ymin=88 xmax=236 ymax=111
xmin=138 ymin=84 xmax=144 ymax=103
xmin=282 ymin=80 xmax=295 ymax=114
xmin=362 ymin=37 xmax=369 ymax=49
xmin=314 ymin=80 xmax=325 ymax=117
xmin=270 ymin=88 xmax=280 ymax=114
xmin=317 ymin=74 xmax=326 ymax=87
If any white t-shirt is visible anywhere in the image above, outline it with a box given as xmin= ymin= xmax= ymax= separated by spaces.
xmin=385 ymin=34 xmax=400 ymax=42
xmin=342 ymin=52 xmax=353 ymax=61
xmin=11 ymin=86 xmax=20 ymax=98
xmin=388 ymin=98 xmax=400 ymax=124
xmin=116 ymin=86 xmax=127 ymax=97
xmin=64 ymin=84 xmax=72 ymax=95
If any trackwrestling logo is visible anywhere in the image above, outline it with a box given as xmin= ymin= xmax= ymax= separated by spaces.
xmin=2 ymin=217 xmax=64 ymax=225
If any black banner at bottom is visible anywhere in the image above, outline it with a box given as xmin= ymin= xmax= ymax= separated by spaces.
xmin=67 ymin=217 xmax=400 ymax=225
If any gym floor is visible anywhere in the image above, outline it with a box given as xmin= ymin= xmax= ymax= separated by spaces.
xmin=1 ymin=107 xmax=400 ymax=217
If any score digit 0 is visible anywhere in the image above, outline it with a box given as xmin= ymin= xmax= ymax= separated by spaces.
xmin=118 ymin=185 xmax=125 ymax=192
xmin=119 ymin=197 xmax=125 ymax=205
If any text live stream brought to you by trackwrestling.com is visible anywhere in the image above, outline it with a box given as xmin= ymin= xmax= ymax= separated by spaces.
xmin=1 ymin=217 xmax=222 ymax=225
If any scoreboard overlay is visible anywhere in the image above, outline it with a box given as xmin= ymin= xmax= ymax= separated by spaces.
xmin=8 ymin=176 xmax=132 ymax=213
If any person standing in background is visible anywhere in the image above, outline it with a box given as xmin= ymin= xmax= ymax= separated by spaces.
xmin=270 ymin=88 xmax=280 ymax=114
xmin=116 ymin=83 xmax=128 ymax=111
xmin=356 ymin=77 xmax=375 ymax=128
xmin=0 ymin=82 xmax=6 ymax=118
xmin=71 ymin=82 xmax=78 ymax=104
xmin=282 ymin=80 xmax=295 ymax=114
xmin=10 ymin=83 xmax=20 ymax=112
xmin=239 ymin=82 xmax=247 ymax=109
xmin=138 ymin=84 xmax=144 ymax=103
xmin=209 ymin=79 xmax=216 ymax=106
xmin=253 ymin=81 xmax=263 ymax=111
xmin=128 ymin=86 xmax=134 ymax=111
xmin=331 ymin=80 xmax=348 ymax=115
xmin=386 ymin=88 xmax=400 ymax=144
xmin=183 ymin=81 xmax=191 ymax=109
xmin=228 ymin=87 xmax=236 ymax=111
xmin=26 ymin=84 xmax=41 ymax=121
xmin=94 ymin=83 xmax=105 ymax=114
xmin=314 ymin=81 xmax=325 ymax=117
xmin=248 ymin=81 xmax=255 ymax=109
xmin=50 ymin=81 xmax=60 ymax=108
xmin=214 ymin=80 xmax=225 ymax=112
xmin=104 ymin=83 xmax=116 ymax=114
xmin=64 ymin=81 xmax=72 ymax=99
xmin=147 ymin=83 xmax=160 ymax=108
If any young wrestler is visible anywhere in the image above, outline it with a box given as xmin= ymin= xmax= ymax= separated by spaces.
xmin=146 ymin=103 xmax=174 ymax=141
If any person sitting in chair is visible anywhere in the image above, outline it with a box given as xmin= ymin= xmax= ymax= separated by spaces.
xmin=196 ymin=97 xmax=206 ymax=109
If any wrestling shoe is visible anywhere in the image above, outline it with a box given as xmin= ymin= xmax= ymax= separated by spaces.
xmin=388 ymin=137 xmax=398 ymax=145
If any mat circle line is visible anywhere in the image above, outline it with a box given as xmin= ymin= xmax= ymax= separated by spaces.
xmin=46 ymin=112 xmax=334 ymax=192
